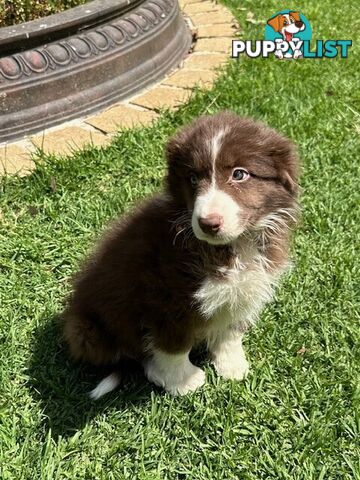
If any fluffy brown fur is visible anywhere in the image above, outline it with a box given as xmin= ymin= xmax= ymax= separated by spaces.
xmin=63 ymin=111 xmax=299 ymax=396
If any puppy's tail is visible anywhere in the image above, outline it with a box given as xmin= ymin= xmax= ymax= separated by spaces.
xmin=89 ymin=372 xmax=121 ymax=400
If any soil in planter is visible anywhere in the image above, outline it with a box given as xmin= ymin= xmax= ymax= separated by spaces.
xmin=0 ymin=0 xmax=89 ymax=27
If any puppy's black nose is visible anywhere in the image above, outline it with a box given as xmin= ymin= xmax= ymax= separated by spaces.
xmin=198 ymin=214 xmax=223 ymax=235
xmin=295 ymin=21 xmax=303 ymax=28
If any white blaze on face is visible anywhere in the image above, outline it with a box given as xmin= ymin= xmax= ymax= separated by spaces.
xmin=210 ymin=129 xmax=226 ymax=178
xmin=191 ymin=128 xmax=243 ymax=245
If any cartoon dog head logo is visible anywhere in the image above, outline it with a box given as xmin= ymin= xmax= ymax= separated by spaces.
xmin=268 ymin=12 xmax=305 ymax=42
xmin=265 ymin=10 xmax=312 ymax=59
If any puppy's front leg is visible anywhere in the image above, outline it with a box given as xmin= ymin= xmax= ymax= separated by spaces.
xmin=144 ymin=349 xmax=205 ymax=396
xmin=210 ymin=329 xmax=249 ymax=381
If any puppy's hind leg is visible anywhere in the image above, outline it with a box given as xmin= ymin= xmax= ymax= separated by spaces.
xmin=63 ymin=308 xmax=120 ymax=366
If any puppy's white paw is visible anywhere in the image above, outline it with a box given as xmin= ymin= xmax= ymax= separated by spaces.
xmin=170 ymin=365 xmax=206 ymax=396
xmin=145 ymin=354 xmax=205 ymax=396
xmin=213 ymin=353 xmax=249 ymax=381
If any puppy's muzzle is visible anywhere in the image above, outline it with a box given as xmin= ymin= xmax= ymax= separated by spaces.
xmin=198 ymin=214 xmax=223 ymax=236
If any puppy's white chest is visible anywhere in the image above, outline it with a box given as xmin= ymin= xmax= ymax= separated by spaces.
xmin=194 ymin=261 xmax=275 ymax=328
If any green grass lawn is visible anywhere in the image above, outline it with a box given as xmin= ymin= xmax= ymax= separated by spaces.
xmin=1 ymin=0 xmax=359 ymax=478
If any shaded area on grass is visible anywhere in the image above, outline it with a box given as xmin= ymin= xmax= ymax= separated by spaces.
xmin=28 ymin=313 xmax=157 ymax=439
xmin=27 ymin=306 xmax=211 ymax=439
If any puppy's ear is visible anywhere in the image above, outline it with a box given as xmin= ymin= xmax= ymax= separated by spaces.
xmin=165 ymin=130 xmax=189 ymax=170
xmin=270 ymin=139 xmax=299 ymax=196
xmin=290 ymin=11 xmax=301 ymax=22
xmin=267 ymin=14 xmax=282 ymax=32
xmin=280 ymin=170 xmax=298 ymax=195
xmin=165 ymin=135 xmax=181 ymax=165
xmin=279 ymin=146 xmax=299 ymax=196
xmin=164 ymin=130 xmax=191 ymax=205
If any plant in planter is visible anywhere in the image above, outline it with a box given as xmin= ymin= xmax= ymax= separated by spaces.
xmin=0 ymin=0 xmax=88 ymax=27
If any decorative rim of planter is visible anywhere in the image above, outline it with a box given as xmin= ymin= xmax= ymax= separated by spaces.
xmin=0 ymin=0 xmax=192 ymax=143
xmin=0 ymin=0 xmax=239 ymax=175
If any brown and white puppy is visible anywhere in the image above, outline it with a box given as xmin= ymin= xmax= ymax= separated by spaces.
xmin=63 ymin=111 xmax=299 ymax=398
xmin=267 ymin=12 xmax=305 ymax=59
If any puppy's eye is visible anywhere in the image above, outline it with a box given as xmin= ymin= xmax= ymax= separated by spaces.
xmin=284 ymin=20 xmax=288 ymax=25
xmin=232 ymin=168 xmax=249 ymax=182
xmin=189 ymin=173 xmax=198 ymax=187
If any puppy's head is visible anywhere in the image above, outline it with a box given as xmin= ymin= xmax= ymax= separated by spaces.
xmin=166 ymin=111 xmax=299 ymax=246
